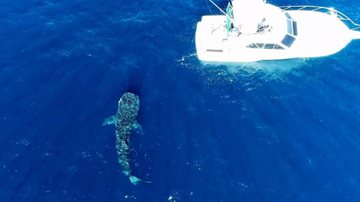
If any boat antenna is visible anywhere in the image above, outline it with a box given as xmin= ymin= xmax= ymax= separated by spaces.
xmin=208 ymin=0 xmax=234 ymax=23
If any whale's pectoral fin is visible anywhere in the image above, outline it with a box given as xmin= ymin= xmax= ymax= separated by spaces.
xmin=103 ymin=115 xmax=117 ymax=126
xmin=131 ymin=121 xmax=144 ymax=135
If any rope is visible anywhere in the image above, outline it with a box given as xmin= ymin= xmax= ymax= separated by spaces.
xmin=205 ymin=0 xmax=213 ymax=15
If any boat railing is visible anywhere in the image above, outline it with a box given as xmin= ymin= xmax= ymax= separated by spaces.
xmin=280 ymin=5 xmax=360 ymax=30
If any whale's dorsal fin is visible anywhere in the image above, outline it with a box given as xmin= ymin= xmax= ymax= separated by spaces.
xmin=102 ymin=115 xmax=117 ymax=126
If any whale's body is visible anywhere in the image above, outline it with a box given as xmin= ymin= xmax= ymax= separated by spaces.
xmin=103 ymin=92 xmax=143 ymax=185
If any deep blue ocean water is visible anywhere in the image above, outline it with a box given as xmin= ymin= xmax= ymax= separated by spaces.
xmin=1 ymin=0 xmax=360 ymax=201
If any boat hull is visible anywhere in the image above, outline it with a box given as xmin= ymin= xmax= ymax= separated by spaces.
xmin=195 ymin=10 xmax=354 ymax=62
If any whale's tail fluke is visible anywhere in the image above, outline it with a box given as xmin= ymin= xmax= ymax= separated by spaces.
xmin=129 ymin=175 xmax=142 ymax=185
xmin=129 ymin=175 xmax=151 ymax=185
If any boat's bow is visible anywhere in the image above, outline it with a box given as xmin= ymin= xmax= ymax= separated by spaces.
xmin=349 ymin=30 xmax=360 ymax=40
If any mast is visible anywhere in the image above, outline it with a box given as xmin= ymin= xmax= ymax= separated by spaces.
xmin=208 ymin=0 xmax=235 ymax=23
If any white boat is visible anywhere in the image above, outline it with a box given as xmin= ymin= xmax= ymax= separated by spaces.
xmin=195 ymin=0 xmax=360 ymax=62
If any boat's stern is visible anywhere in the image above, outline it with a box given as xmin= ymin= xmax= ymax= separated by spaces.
xmin=195 ymin=15 xmax=228 ymax=62
xmin=195 ymin=20 xmax=206 ymax=61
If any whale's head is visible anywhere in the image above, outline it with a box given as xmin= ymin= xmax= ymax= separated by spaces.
xmin=117 ymin=92 xmax=140 ymax=125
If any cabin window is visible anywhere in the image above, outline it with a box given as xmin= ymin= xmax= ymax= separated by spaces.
xmin=285 ymin=12 xmax=298 ymax=36
xmin=285 ymin=12 xmax=291 ymax=19
xmin=293 ymin=21 xmax=298 ymax=36
xmin=247 ymin=43 xmax=261 ymax=48
xmin=281 ymin=34 xmax=296 ymax=47
xmin=287 ymin=19 xmax=293 ymax=35
xmin=287 ymin=19 xmax=298 ymax=36
xmin=247 ymin=43 xmax=284 ymax=49
xmin=267 ymin=44 xmax=284 ymax=49
xmin=263 ymin=44 xmax=275 ymax=49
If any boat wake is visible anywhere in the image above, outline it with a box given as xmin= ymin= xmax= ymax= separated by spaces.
xmin=224 ymin=58 xmax=311 ymax=73
xmin=179 ymin=52 xmax=312 ymax=73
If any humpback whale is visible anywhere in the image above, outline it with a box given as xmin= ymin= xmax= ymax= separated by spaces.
xmin=103 ymin=92 xmax=145 ymax=185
